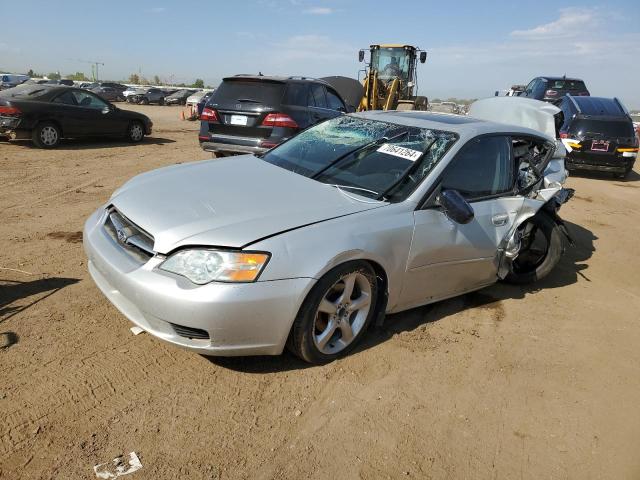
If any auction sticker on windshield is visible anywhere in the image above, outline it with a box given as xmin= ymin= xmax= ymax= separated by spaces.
xmin=377 ymin=143 xmax=422 ymax=161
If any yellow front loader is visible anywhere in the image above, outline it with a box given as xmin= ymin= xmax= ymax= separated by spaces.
xmin=357 ymin=44 xmax=428 ymax=112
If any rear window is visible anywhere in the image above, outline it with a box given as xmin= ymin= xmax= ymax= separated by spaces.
xmin=570 ymin=118 xmax=635 ymax=138
xmin=213 ymin=80 xmax=285 ymax=106
xmin=0 ymin=85 xmax=49 ymax=98
xmin=549 ymin=79 xmax=587 ymax=91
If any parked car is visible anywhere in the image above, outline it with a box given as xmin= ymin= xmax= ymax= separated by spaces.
xmin=0 ymin=85 xmax=152 ymax=148
xmin=557 ymin=95 xmax=637 ymax=178
xmin=123 ymin=86 xmax=146 ymax=101
xmin=91 ymin=86 xmax=126 ymax=102
xmin=630 ymin=112 xmax=640 ymax=138
xmin=0 ymin=74 xmax=30 ymax=90
xmin=129 ymin=87 xmax=166 ymax=105
xmin=429 ymin=102 xmax=459 ymax=114
xmin=521 ymin=76 xmax=589 ymax=102
xmin=84 ymin=98 xmax=572 ymax=364
xmin=199 ymin=75 xmax=348 ymax=156
xmin=164 ymin=89 xmax=196 ymax=105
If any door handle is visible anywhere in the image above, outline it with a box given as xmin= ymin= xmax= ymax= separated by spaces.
xmin=492 ymin=213 xmax=509 ymax=226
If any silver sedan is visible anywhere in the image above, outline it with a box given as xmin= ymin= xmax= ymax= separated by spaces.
xmin=84 ymin=98 xmax=573 ymax=363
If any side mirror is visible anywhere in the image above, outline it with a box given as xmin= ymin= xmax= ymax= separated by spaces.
xmin=358 ymin=50 xmax=365 ymax=62
xmin=438 ymin=189 xmax=474 ymax=224
xmin=494 ymin=90 xmax=499 ymax=97
xmin=419 ymin=51 xmax=427 ymax=63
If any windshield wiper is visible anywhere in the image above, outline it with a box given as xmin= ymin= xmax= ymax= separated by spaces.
xmin=376 ymin=138 xmax=438 ymax=201
xmin=311 ymin=130 xmax=409 ymax=180
xmin=329 ymin=184 xmax=380 ymax=197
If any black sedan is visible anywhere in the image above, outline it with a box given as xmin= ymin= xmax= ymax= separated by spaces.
xmin=164 ymin=89 xmax=196 ymax=105
xmin=0 ymin=85 xmax=152 ymax=148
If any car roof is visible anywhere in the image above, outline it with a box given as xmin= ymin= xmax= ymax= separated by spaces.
xmin=539 ymin=76 xmax=584 ymax=82
xmin=352 ymin=110 xmax=553 ymax=141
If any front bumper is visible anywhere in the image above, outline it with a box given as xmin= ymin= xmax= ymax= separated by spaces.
xmin=84 ymin=208 xmax=314 ymax=356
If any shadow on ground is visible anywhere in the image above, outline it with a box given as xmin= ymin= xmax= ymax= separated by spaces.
xmin=6 ymin=136 xmax=175 ymax=150
xmin=0 ymin=277 xmax=80 ymax=323
xmin=209 ymin=220 xmax=596 ymax=373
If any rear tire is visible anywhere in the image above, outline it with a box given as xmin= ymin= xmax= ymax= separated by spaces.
xmin=32 ymin=122 xmax=61 ymax=149
xmin=287 ymin=261 xmax=378 ymax=364
xmin=504 ymin=212 xmax=563 ymax=284
xmin=140 ymin=98 xmax=149 ymax=105
xmin=158 ymin=98 xmax=165 ymax=106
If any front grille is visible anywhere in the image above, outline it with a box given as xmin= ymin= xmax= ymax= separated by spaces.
xmin=169 ymin=323 xmax=210 ymax=340
xmin=103 ymin=207 xmax=155 ymax=262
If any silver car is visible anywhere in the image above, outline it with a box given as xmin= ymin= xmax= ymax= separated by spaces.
xmin=84 ymin=98 xmax=573 ymax=364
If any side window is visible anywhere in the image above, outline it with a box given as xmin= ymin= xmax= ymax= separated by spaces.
xmin=309 ymin=84 xmax=327 ymax=108
xmin=441 ymin=136 xmax=514 ymax=200
xmin=326 ymin=88 xmax=346 ymax=111
xmin=71 ymin=90 xmax=108 ymax=109
xmin=284 ymin=83 xmax=309 ymax=106
xmin=524 ymin=79 xmax=537 ymax=96
xmin=533 ymin=79 xmax=547 ymax=97
xmin=52 ymin=91 xmax=78 ymax=105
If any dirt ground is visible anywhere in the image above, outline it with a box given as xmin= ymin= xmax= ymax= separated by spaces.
xmin=1 ymin=104 xmax=639 ymax=480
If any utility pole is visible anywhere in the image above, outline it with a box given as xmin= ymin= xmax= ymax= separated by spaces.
xmin=75 ymin=59 xmax=105 ymax=81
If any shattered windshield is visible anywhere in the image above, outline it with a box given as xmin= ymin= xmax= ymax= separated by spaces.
xmin=261 ymin=115 xmax=457 ymax=201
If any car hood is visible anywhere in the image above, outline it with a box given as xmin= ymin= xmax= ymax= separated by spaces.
xmin=110 ymin=155 xmax=385 ymax=253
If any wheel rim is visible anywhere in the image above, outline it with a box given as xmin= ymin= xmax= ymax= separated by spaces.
xmin=313 ymin=272 xmax=372 ymax=355
xmin=40 ymin=126 xmax=58 ymax=145
xmin=512 ymin=224 xmax=549 ymax=273
xmin=130 ymin=124 xmax=143 ymax=141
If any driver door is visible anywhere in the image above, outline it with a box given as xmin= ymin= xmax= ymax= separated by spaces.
xmin=398 ymin=135 xmax=523 ymax=309
xmin=70 ymin=90 xmax=122 ymax=136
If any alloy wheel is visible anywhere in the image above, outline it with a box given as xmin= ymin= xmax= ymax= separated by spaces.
xmin=313 ymin=272 xmax=372 ymax=355
xmin=130 ymin=124 xmax=144 ymax=141
xmin=40 ymin=126 xmax=58 ymax=146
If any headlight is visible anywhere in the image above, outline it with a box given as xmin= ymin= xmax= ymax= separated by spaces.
xmin=159 ymin=249 xmax=270 ymax=284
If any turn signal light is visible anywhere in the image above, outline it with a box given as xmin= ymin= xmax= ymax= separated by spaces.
xmin=262 ymin=113 xmax=298 ymax=129
xmin=617 ymin=147 xmax=638 ymax=152
xmin=200 ymin=107 xmax=219 ymax=122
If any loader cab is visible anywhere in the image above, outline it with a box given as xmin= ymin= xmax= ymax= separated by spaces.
xmin=360 ymin=44 xmax=426 ymax=100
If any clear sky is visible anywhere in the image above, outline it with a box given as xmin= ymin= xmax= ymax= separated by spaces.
xmin=1 ymin=0 xmax=639 ymax=107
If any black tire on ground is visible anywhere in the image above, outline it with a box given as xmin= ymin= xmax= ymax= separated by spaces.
xmin=116 ymin=95 xmax=125 ymax=102
xmin=158 ymin=98 xmax=164 ymax=106
xmin=504 ymin=212 xmax=563 ymax=285
xmin=31 ymin=121 xmax=61 ymax=149
xmin=126 ymin=121 xmax=145 ymax=143
xmin=287 ymin=261 xmax=378 ymax=364
xmin=140 ymin=97 xmax=149 ymax=105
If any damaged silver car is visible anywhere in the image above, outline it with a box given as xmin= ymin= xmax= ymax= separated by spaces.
xmin=84 ymin=97 xmax=573 ymax=364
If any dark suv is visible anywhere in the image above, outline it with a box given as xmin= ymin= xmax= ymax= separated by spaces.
xmin=522 ymin=76 xmax=590 ymax=102
xmin=199 ymin=75 xmax=348 ymax=156
xmin=557 ymin=95 xmax=637 ymax=178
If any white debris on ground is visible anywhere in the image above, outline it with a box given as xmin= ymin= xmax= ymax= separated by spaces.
xmin=129 ymin=327 xmax=145 ymax=335
xmin=93 ymin=452 xmax=143 ymax=479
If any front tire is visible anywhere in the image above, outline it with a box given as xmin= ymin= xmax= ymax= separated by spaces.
xmin=126 ymin=121 xmax=145 ymax=143
xmin=288 ymin=261 xmax=378 ymax=364
xmin=32 ymin=122 xmax=61 ymax=149
xmin=140 ymin=98 xmax=149 ymax=105
xmin=504 ymin=212 xmax=563 ymax=284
